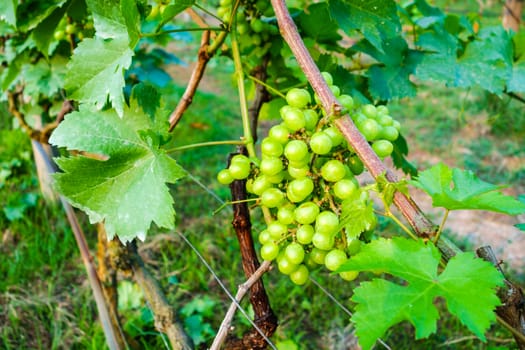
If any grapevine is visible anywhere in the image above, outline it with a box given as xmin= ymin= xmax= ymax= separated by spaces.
xmin=218 ymin=72 xmax=402 ymax=284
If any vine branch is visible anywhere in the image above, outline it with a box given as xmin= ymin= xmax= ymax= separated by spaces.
xmin=210 ymin=260 xmax=272 ymax=350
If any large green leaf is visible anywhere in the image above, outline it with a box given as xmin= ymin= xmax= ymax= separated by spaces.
xmin=298 ymin=3 xmax=341 ymax=43
xmin=417 ymin=26 xmax=514 ymax=94
xmin=121 ymin=0 xmax=141 ymax=48
xmin=339 ymin=237 xmax=503 ymax=350
xmin=0 ymin=0 xmax=17 ymax=27
xmin=411 ymin=163 xmax=525 ymax=214
xmin=49 ymin=96 xmax=185 ymax=242
xmin=86 ymin=0 xmax=128 ymax=41
xmin=328 ymin=0 xmax=401 ymax=52
xmin=159 ymin=0 xmax=195 ymax=27
xmin=65 ymin=38 xmax=133 ymax=116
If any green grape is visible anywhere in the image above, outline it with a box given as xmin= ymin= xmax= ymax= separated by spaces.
xmin=260 ymin=188 xmax=284 ymax=208
xmin=261 ymin=242 xmax=279 ymax=260
xmin=268 ymin=124 xmax=290 ymax=144
xmin=261 ymin=137 xmax=283 ymax=157
xmin=310 ymin=247 xmax=327 ymax=264
xmin=312 ymin=232 xmax=335 ymax=250
xmin=258 ymin=230 xmax=272 ymax=244
xmin=267 ymin=171 xmax=285 ymax=184
xmin=303 ymin=109 xmax=319 ymax=131
xmin=284 ymin=140 xmax=309 ymax=162
xmin=231 ymin=154 xmax=250 ymax=164
xmin=321 ymin=71 xmax=333 ymax=85
xmin=348 ymin=156 xmax=364 ymax=175
xmin=333 ymin=178 xmax=357 ymax=200
xmin=286 ymin=88 xmax=311 ymax=109
xmin=372 ymin=140 xmax=394 ymax=158
xmin=339 ymin=271 xmax=359 ymax=281
xmin=65 ymin=23 xmax=77 ymax=35
xmin=296 ymin=224 xmax=314 ymax=244
xmin=237 ymin=22 xmax=250 ymax=35
xmin=217 ymin=169 xmax=234 ymax=185
xmin=267 ymin=221 xmax=287 ymax=239
xmin=251 ymin=175 xmax=271 ymax=195
xmin=376 ymin=105 xmax=389 ymax=116
xmin=260 ymin=157 xmax=284 ymax=176
xmin=329 ymin=85 xmax=341 ymax=97
xmin=358 ymin=118 xmax=381 ymax=141
xmin=54 ymin=30 xmax=65 ymax=41
xmin=361 ymin=104 xmax=378 ymax=119
xmin=324 ymin=126 xmax=344 ymax=147
xmin=288 ymin=164 xmax=309 ymax=179
xmin=220 ymin=0 xmax=232 ymax=6
xmin=217 ymin=6 xmax=229 ymax=18
xmin=338 ymin=94 xmax=354 ymax=111
xmin=377 ymin=114 xmax=393 ymax=126
xmin=250 ymin=18 xmax=264 ymax=33
xmin=278 ymin=257 xmax=299 ymax=275
xmin=380 ymin=126 xmax=399 ymax=142
xmin=310 ymin=132 xmax=332 ymax=155
xmin=229 ymin=161 xmax=251 ymax=179
xmin=321 ymin=159 xmax=346 ymax=182
xmin=290 ymin=264 xmax=309 ymax=285
xmin=282 ymin=106 xmax=306 ymax=131
xmin=392 ymin=120 xmax=401 ymax=131
xmin=287 ymin=177 xmax=314 ymax=202
xmin=294 ymin=201 xmax=319 ymax=224
xmin=251 ymin=34 xmax=262 ymax=45
xmin=277 ymin=204 xmax=296 ymax=225
xmin=285 ymin=242 xmax=305 ymax=264
xmin=315 ymin=211 xmax=339 ymax=235
xmin=324 ymin=249 xmax=347 ymax=271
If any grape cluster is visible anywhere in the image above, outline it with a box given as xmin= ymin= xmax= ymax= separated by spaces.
xmin=218 ymin=72 xmax=401 ymax=285
xmin=53 ymin=17 xmax=94 ymax=42
xmin=217 ymin=0 xmax=278 ymax=57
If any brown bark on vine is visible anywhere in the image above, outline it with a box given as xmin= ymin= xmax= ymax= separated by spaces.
xmin=224 ymin=155 xmax=278 ymax=349
xmin=503 ymin=0 xmax=523 ymax=32
xmin=477 ymin=246 xmax=525 ymax=349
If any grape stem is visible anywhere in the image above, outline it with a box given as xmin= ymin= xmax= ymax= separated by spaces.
xmin=230 ymin=11 xmax=257 ymax=158
xmin=165 ymin=140 xmax=246 ymax=153
xmin=247 ymin=75 xmax=286 ymax=98
xmin=213 ymin=198 xmax=259 ymax=215
xmin=434 ymin=209 xmax=450 ymax=244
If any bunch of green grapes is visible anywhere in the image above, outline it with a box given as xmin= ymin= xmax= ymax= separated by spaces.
xmin=218 ymin=72 xmax=401 ymax=285
xmin=217 ymin=0 xmax=278 ymax=56
xmin=53 ymin=17 xmax=94 ymax=42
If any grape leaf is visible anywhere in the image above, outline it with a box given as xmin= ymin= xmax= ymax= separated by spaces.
xmin=0 ymin=0 xmax=17 ymax=27
xmin=411 ymin=163 xmax=525 ymax=215
xmin=339 ymin=237 xmax=504 ymax=350
xmin=31 ymin=3 xmax=68 ymax=56
xmin=65 ymin=38 xmax=133 ymax=116
xmin=49 ymin=96 xmax=185 ymax=242
xmin=417 ymin=26 xmax=513 ymax=94
xmin=159 ymin=0 xmax=195 ymax=27
xmin=328 ymin=0 xmax=401 ymax=53
xmin=16 ymin=0 xmax=67 ymax=32
xmin=86 ymin=0 xmax=128 ymax=41
xmin=22 ymin=56 xmax=67 ymax=99
xmin=508 ymin=57 xmax=525 ymax=93
xmin=298 ymin=3 xmax=341 ymax=43
xmin=121 ymin=0 xmax=141 ymax=48
xmin=339 ymin=189 xmax=376 ymax=239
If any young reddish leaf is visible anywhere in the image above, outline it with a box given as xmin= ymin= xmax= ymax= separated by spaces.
xmin=411 ymin=163 xmax=525 ymax=215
